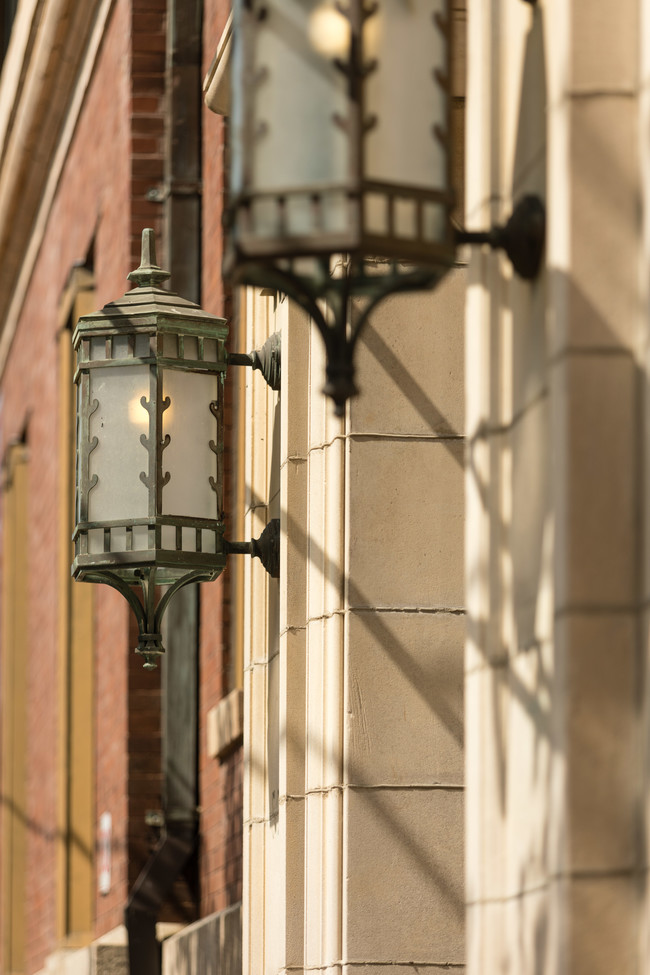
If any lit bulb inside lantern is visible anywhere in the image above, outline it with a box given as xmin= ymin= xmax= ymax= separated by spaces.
xmin=308 ymin=3 xmax=350 ymax=59
xmin=128 ymin=393 xmax=149 ymax=426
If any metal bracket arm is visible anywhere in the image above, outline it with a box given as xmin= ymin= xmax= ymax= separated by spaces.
xmin=227 ymin=331 xmax=281 ymax=390
xmin=455 ymin=194 xmax=545 ymax=280
xmin=226 ymin=518 xmax=280 ymax=578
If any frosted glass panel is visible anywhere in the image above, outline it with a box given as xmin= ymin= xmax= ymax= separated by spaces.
xmin=183 ymin=337 xmax=198 ymax=360
xmin=133 ymin=524 xmax=150 ymax=550
xmin=163 ymin=333 xmax=178 ymax=358
xmin=162 ymin=369 xmax=219 ymax=519
xmin=135 ymin=334 xmax=150 ymax=358
xmin=110 ymin=527 xmax=126 ymax=551
xmin=423 ymin=202 xmax=445 ymax=241
xmin=90 ymin=337 xmax=106 ymax=361
xmin=202 ymin=529 xmax=216 ymax=554
xmin=87 ymin=365 xmax=150 ymax=522
xmin=113 ymin=335 xmax=131 ymax=359
xmin=88 ymin=529 xmax=104 ymax=554
xmin=203 ymin=339 xmax=218 ymax=362
xmin=182 ymin=527 xmax=196 ymax=552
xmin=364 ymin=0 xmax=448 ymax=190
xmin=161 ymin=525 xmax=176 ymax=549
xmin=234 ymin=0 xmax=349 ymax=196
xmin=395 ymin=198 xmax=417 ymax=238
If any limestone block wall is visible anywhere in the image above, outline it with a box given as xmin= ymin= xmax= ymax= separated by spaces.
xmin=242 ymin=261 xmax=466 ymax=975
xmin=465 ymin=1 xmax=647 ymax=972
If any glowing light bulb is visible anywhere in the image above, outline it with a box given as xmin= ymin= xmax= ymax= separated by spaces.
xmin=308 ymin=3 xmax=350 ymax=59
xmin=128 ymin=394 xmax=149 ymax=427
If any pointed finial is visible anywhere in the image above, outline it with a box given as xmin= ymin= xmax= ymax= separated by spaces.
xmin=127 ymin=229 xmax=171 ymax=289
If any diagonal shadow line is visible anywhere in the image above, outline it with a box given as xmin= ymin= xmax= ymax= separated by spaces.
xmin=240 ymin=489 xmax=464 ymax=746
xmin=0 ymin=792 xmax=107 ymax=860
xmin=347 ymin=580 xmax=464 ymax=747
xmin=280 ymin=497 xmax=465 ymax=745
xmin=246 ymin=704 xmax=465 ymax=916
xmin=360 ymin=317 xmax=463 ymax=460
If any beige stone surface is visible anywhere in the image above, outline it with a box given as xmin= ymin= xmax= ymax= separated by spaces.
xmin=350 ymin=271 xmax=465 ymax=439
xmin=511 ymin=284 xmax=548 ymax=423
xmin=506 ymin=884 xmax=564 ymax=975
xmin=552 ymin=352 xmax=638 ymax=610
xmin=642 ymin=611 xmax=650 ymax=879
xmin=570 ymin=3 xmax=639 ymax=92
xmin=505 ymin=641 xmax=564 ymax=897
xmin=280 ymin=457 xmax=308 ymax=632
xmin=344 ymin=610 xmax=464 ymax=787
xmin=560 ymin=613 xmax=639 ymax=873
xmin=246 ymin=822 xmax=266 ymax=975
xmin=305 ymin=612 xmax=344 ymax=794
xmin=281 ymin=796 xmax=306 ymax=968
xmin=465 ymin=902 xmax=505 ymax=975
xmin=347 ymin=438 xmax=464 ymax=610
xmin=464 ymin=285 xmax=488 ymax=437
xmin=247 ymin=658 xmax=269 ymax=824
xmin=468 ymin=884 xmax=564 ymax=975
xmin=464 ymin=665 xmax=509 ymax=905
xmin=509 ymin=394 xmax=553 ymax=654
xmin=306 ymin=444 xmax=326 ymax=623
xmin=267 ymin=649 xmax=280 ymax=820
xmin=321 ymin=612 xmax=344 ymax=790
xmin=279 ymin=625 xmax=306 ymax=801
xmin=465 ymin=429 xmax=497 ymax=674
xmin=306 ymin=616 xmax=325 ymax=792
xmin=206 ymin=688 xmax=244 ymax=760
xmin=280 ymin=297 xmax=310 ymax=463
xmin=263 ymin=805 xmax=285 ymax=972
xmin=342 ymin=967 xmax=462 ymax=975
xmin=304 ymin=789 xmax=325 ymax=968
xmin=566 ymin=875 xmax=638 ymax=975
xmin=322 ymin=437 xmax=345 ymax=619
xmin=162 ymin=906 xmax=241 ymax=975
xmin=561 ymin=97 xmax=639 ymax=353
xmin=343 ymin=787 xmax=464 ymax=963
xmin=501 ymin=4 xmax=547 ymax=200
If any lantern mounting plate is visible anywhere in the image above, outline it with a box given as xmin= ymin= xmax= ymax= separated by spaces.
xmin=226 ymin=519 xmax=280 ymax=579
xmin=228 ymin=331 xmax=281 ymax=390
xmin=455 ymin=194 xmax=545 ymax=281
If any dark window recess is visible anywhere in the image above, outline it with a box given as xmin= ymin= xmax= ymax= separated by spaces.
xmin=0 ymin=0 xmax=18 ymax=64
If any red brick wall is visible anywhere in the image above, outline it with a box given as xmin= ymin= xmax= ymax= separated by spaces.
xmin=0 ymin=1 xmax=133 ymax=964
xmin=0 ymin=0 xmax=244 ymax=965
xmin=199 ymin=0 xmax=243 ymax=916
xmin=0 ymin=0 xmax=168 ymax=962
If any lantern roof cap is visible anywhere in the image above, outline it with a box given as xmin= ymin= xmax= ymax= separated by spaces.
xmin=74 ymin=229 xmax=227 ymax=338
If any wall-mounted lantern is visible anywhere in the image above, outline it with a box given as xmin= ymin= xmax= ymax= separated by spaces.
xmin=73 ymin=230 xmax=278 ymax=669
xmin=226 ymin=0 xmax=545 ymax=414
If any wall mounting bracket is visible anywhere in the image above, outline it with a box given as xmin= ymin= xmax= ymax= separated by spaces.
xmin=226 ymin=518 xmax=280 ymax=578
xmin=455 ymin=194 xmax=545 ymax=280
xmin=227 ymin=331 xmax=281 ymax=390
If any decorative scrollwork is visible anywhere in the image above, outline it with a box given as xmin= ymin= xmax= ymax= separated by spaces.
xmin=139 ymin=394 xmax=172 ymax=491
xmin=209 ymin=398 xmax=224 ymax=516
xmin=81 ymin=399 xmax=100 ymax=497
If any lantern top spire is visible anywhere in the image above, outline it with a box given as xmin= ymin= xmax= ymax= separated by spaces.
xmin=127 ymin=228 xmax=171 ymax=290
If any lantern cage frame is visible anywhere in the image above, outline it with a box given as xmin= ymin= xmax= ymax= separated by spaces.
xmin=72 ymin=230 xmax=229 ymax=668
xmin=225 ymin=0 xmax=457 ymax=413
xmin=225 ymin=0 xmax=545 ymax=414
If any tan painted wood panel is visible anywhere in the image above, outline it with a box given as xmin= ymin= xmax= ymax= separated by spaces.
xmin=1 ymin=443 xmax=29 ymax=973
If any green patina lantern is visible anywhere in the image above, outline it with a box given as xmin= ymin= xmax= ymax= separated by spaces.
xmin=73 ymin=230 xmax=228 ymax=668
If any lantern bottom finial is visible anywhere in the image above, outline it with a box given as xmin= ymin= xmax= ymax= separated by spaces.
xmin=79 ymin=564 xmax=219 ymax=668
